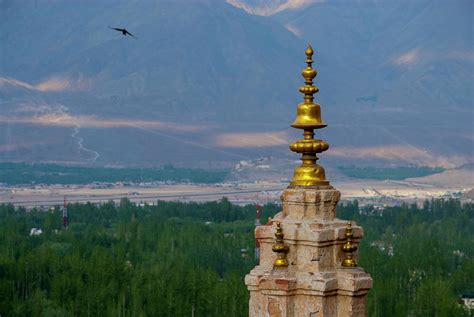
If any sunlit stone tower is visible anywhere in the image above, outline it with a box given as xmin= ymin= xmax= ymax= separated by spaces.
xmin=245 ymin=46 xmax=372 ymax=317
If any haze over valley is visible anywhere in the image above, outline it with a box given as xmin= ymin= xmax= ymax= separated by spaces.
xmin=1 ymin=0 xmax=472 ymax=172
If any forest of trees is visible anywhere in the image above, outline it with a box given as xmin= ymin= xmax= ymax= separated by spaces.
xmin=0 ymin=198 xmax=472 ymax=316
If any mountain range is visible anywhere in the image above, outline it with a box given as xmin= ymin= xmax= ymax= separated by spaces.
xmin=0 ymin=0 xmax=472 ymax=170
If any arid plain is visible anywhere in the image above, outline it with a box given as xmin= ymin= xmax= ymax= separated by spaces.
xmin=2 ymin=165 xmax=472 ymax=209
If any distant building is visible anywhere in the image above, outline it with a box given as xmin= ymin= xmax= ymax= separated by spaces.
xmin=30 ymin=228 xmax=43 ymax=236
xmin=460 ymin=293 xmax=474 ymax=310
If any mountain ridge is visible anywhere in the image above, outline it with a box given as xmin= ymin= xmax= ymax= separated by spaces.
xmin=0 ymin=0 xmax=472 ymax=167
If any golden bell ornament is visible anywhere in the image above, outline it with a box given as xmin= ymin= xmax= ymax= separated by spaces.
xmin=291 ymin=103 xmax=326 ymax=129
xmin=342 ymin=222 xmax=358 ymax=267
xmin=272 ymin=222 xmax=289 ymax=268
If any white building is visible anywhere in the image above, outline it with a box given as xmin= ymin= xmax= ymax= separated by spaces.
xmin=461 ymin=293 xmax=474 ymax=310
xmin=30 ymin=228 xmax=43 ymax=236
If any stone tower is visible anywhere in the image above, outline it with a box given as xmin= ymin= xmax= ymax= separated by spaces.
xmin=245 ymin=46 xmax=372 ymax=317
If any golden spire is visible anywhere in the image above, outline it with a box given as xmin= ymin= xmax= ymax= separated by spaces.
xmin=289 ymin=45 xmax=329 ymax=186
xmin=272 ymin=222 xmax=289 ymax=268
xmin=341 ymin=222 xmax=358 ymax=267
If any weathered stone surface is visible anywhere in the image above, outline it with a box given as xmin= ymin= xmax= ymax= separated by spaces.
xmin=246 ymin=187 xmax=373 ymax=317
xmin=281 ymin=187 xmax=341 ymax=221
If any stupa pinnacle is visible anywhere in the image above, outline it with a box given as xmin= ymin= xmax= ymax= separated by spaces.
xmin=245 ymin=45 xmax=372 ymax=317
xmin=289 ymin=45 xmax=329 ymax=186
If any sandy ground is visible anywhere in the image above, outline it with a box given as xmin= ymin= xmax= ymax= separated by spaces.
xmin=0 ymin=183 xmax=286 ymax=208
xmin=1 ymin=169 xmax=472 ymax=208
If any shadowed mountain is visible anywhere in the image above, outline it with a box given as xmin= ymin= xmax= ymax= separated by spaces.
xmin=267 ymin=0 xmax=474 ymax=168
xmin=0 ymin=0 xmax=472 ymax=169
xmin=0 ymin=0 xmax=302 ymax=121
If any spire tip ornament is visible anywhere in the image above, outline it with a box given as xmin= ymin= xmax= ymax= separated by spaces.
xmin=289 ymin=45 xmax=329 ymax=187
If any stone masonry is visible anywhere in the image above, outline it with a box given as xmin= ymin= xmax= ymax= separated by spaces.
xmin=245 ymin=186 xmax=373 ymax=316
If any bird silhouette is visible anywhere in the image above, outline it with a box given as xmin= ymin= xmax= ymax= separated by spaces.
xmin=109 ymin=26 xmax=137 ymax=39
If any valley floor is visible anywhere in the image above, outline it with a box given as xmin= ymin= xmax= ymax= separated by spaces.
xmin=1 ymin=175 xmax=472 ymax=209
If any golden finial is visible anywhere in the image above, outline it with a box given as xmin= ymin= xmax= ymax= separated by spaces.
xmin=272 ymin=222 xmax=289 ymax=268
xmin=341 ymin=222 xmax=358 ymax=267
xmin=289 ymin=44 xmax=329 ymax=186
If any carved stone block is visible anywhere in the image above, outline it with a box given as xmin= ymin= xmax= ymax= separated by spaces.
xmin=246 ymin=187 xmax=372 ymax=316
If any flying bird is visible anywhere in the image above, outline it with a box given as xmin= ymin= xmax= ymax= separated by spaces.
xmin=109 ymin=26 xmax=137 ymax=39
